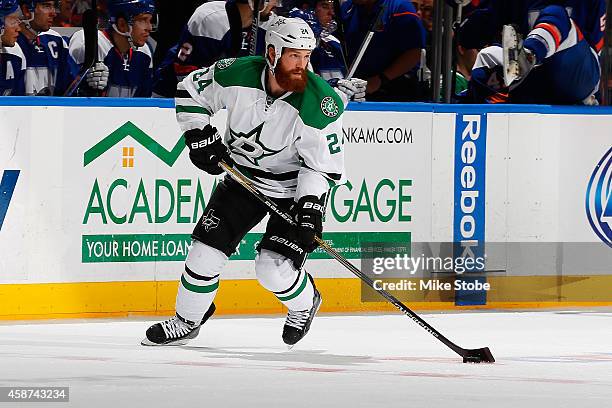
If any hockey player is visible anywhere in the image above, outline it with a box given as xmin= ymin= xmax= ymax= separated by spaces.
xmin=452 ymin=6 xmax=510 ymax=103
xmin=462 ymin=0 xmax=605 ymax=104
xmin=17 ymin=0 xmax=76 ymax=95
xmin=68 ymin=0 xmax=155 ymax=97
xmin=289 ymin=3 xmax=367 ymax=103
xmin=152 ymin=0 xmax=276 ymax=98
xmin=289 ymin=0 xmax=347 ymax=80
xmin=142 ymin=17 xmax=345 ymax=347
xmin=1 ymin=0 xmax=25 ymax=95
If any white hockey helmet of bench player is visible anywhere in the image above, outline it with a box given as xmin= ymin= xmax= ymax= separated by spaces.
xmin=265 ymin=16 xmax=316 ymax=73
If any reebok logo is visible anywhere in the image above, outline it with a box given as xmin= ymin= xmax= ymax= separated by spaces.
xmin=0 ymin=170 xmax=20 ymax=231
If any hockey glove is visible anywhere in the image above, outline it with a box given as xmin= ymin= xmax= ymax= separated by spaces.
xmin=184 ymin=125 xmax=232 ymax=175
xmin=294 ymin=195 xmax=325 ymax=253
xmin=86 ymin=62 xmax=109 ymax=91
xmin=328 ymin=78 xmax=367 ymax=102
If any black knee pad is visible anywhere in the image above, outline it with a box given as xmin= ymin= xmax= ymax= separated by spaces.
xmin=192 ymin=178 xmax=268 ymax=257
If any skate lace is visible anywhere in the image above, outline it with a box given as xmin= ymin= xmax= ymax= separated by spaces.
xmin=161 ymin=317 xmax=192 ymax=339
xmin=285 ymin=309 xmax=310 ymax=330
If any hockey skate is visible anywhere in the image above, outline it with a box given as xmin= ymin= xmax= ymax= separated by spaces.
xmin=141 ymin=303 xmax=216 ymax=346
xmin=502 ymin=24 xmax=536 ymax=89
xmin=282 ymin=287 xmax=322 ymax=348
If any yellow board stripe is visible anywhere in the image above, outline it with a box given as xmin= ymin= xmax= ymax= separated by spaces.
xmin=1 ymin=276 xmax=612 ymax=320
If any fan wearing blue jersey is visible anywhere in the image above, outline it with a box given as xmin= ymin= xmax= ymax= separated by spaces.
xmin=289 ymin=2 xmax=367 ymax=104
xmin=151 ymin=0 xmax=276 ymax=98
xmin=68 ymin=0 xmax=155 ymax=97
xmin=341 ymin=0 xmax=426 ymax=101
xmin=17 ymin=0 xmax=76 ymax=95
xmin=461 ymin=0 xmax=605 ymax=105
xmin=289 ymin=0 xmax=346 ymax=80
xmin=1 ymin=0 xmax=25 ymax=95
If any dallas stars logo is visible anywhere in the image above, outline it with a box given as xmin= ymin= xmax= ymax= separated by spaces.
xmin=321 ymin=96 xmax=339 ymax=117
xmin=228 ymin=123 xmax=285 ymax=166
xmin=216 ymin=58 xmax=236 ymax=70
xmin=201 ymin=209 xmax=220 ymax=232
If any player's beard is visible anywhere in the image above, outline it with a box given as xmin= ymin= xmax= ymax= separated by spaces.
xmin=275 ymin=65 xmax=308 ymax=93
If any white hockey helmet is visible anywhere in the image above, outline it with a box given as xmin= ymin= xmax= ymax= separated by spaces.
xmin=265 ymin=16 xmax=317 ymax=73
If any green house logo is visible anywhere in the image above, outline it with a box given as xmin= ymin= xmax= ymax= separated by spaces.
xmin=84 ymin=121 xmax=185 ymax=167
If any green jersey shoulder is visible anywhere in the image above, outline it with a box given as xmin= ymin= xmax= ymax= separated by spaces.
xmin=213 ymin=56 xmax=344 ymax=130
xmin=213 ymin=56 xmax=265 ymax=91
xmin=284 ymin=71 xmax=344 ymax=130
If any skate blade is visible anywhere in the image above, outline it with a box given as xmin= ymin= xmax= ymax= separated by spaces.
xmin=286 ymin=344 xmax=296 ymax=351
xmin=505 ymin=62 xmax=520 ymax=87
xmin=502 ymin=25 xmax=520 ymax=86
xmin=140 ymin=338 xmax=190 ymax=346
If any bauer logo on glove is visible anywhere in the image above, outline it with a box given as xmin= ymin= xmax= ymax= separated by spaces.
xmin=184 ymin=125 xmax=233 ymax=175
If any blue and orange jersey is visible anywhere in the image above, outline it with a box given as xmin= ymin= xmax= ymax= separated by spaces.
xmin=341 ymin=0 xmax=425 ymax=79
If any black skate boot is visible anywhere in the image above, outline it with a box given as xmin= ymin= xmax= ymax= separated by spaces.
xmin=141 ymin=303 xmax=216 ymax=346
xmin=282 ymin=287 xmax=322 ymax=347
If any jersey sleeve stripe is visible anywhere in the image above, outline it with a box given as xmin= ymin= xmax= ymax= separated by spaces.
xmin=392 ymin=11 xmax=420 ymax=18
xmin=534 ymin=23 xmax=562 ymax=49
xmin=176 ymin=105 xmax=211 ymax=115
xmin=300 ymin=161 xmax=342 ymax=181
xmin=175 ymin=97 xmax=202 ymax=107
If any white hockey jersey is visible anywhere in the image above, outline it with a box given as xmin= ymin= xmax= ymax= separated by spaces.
xmin=176 ymin=56 xmax=346 ymax=200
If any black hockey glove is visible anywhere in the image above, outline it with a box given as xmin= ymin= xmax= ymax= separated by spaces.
xmin=184 ymin=125 xmax=232 ymax=175
xmin=294 ymin=195 xmax=325 ymax=253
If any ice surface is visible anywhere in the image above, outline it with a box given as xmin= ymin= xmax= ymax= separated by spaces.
xmin=1 ymin=310 xmax=611 ymax=408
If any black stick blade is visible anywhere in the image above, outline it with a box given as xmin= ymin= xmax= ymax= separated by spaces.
xmin=462 ymin=347 xmax=495 ymax=363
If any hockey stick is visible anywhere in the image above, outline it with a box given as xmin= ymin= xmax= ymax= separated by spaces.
xmin=64 ymin=1 xmax=98 ymax=96
xmin=249 ymin=0 xmax=262 ymax=56
xmin=345 ymin=5 xmax=386 ymax=79
xmin=219 ymin=161 xmax=495 ymax=363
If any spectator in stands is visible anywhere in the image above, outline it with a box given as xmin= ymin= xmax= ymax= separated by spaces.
xmin=461 ymin=0 xmax=491 ymax=16
xmin=289 ymin=0 xmax=347 ymax=80
xmin=151 ymin=0 xmax=277 ymax=98
xmin=461 ymin=0 xmax=605 ymax=105
xmin=453 ymin=7 xmax=509 ymax=103
xmin=341 ymin=0 xmax=426 ymax=101
xmin=17 ymin=0 xmax=77 ymax=95
xmin=68 ymin=0 xmax=155 ymax=97
xmin=452 ymin=13 xmax=479 ymax=96
xmin=414 ymin=0 xmax=432 ymax=91
xmin=416 ymin=0 xmax=432 ymax=31
xmin=72 ymin=0 xmax=90 ymax=15
xmin=53 ymin=0 xmax=73 ymax=27
xmin=1 ymin=0 xmax=26 ymax=95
